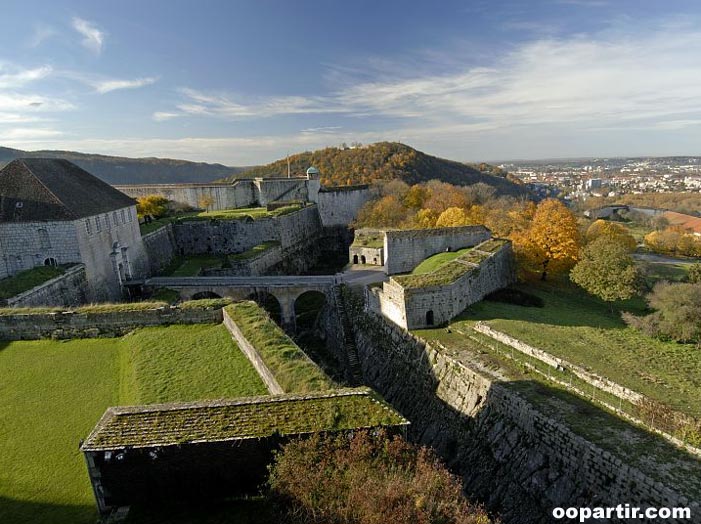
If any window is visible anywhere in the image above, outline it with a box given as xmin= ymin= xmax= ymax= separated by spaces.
xmin=85 ymin=219 xmax=92 ymax=234
xmin=113 ymin=211 xmax=119 ymax=226
xmin=37 ymin=229 xmax=51 ymax=249
xmin=105 ymin=214 xmax=111 ymax=229
xmin=95 ymin=216 xmax=102 ymax=232
xmin=121 ymin=209 xmax=126 ymax=224
xmin=44 ymin=257 xmax=58 ymax=267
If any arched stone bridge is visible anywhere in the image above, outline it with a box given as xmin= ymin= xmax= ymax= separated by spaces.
xmin=144 ymin=275 xmax=340 ymax=331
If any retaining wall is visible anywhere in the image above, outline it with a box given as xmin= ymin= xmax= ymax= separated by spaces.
xmin=142 ymin=224 xmax=177 ymax=275
xmin=222 ymin=308 xmax=284 ymax=394
xmin=4 ymin=264 xmax=88 ymax=308
xmin=0 ymin=306 xmax=223 ymax=340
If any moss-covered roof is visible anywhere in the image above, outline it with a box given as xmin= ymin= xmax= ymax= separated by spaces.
xmin=81 ymin=388 xmax=408 ymax=451
xmin=393 ymin=238 xmax=508 ymax=289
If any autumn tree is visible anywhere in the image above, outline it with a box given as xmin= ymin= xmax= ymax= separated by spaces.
xmin=688 ymin=263 xmax=701 ymax=284
xmin=436 ymin=207 xmax=470 ymax=227
xmin=404 ymin=184 xmax=430 ymax=210
xmin=198 ymin=195 xmax=215 ymax=211
xmin=570 ymin=236 xmax=641 ymax=308
xmin=424 ymin=180 xmax=469 ymax=214
xmin=585 ymin=220 xmax=637 ymax=252
xmin=268 ymin=430 xmax=491 ymax=524
xmin=136 ymin=195 xmax=169 ymax=219
xmin=415 ymin=208 xmax=438 ymax=228
xmin=354 ymin=195 xmax=408 ymax=228
xmin=511 ymin=199 xmax=581 ymax=281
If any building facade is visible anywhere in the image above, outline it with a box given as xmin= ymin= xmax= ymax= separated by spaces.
xmin=0 ymin=158 xmax=148 ymax=302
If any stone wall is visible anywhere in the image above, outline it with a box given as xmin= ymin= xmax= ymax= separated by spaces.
xmin=4 ymin=264 xmax=88 ymax=308
xmin=349 ymin=246 xmax=384 ymax=266
xmin=172 ymin=205 xmax=322 ymax=255
xmin=114 ymin=182 xmax=256 ymax=210
xmin=345 ymin=301 xmax=697 ymax=523
xmin=222 ymin=308 xmax=284 ymax=394
xmin=0 ymin=220 xmax=82 ymax=279
xmin=384 ymin=225 xmax=491 ymax=275
xmin=142 ymin=224 xmax=177 ymax=275
xmin=0 ymin=305 xmax=223 ymax=340
xmin=317 ymin=186 xmax=371 ymax=226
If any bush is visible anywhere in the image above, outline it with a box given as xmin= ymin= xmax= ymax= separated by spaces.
xmin=268 ymin=430 xmax=492 ymax=524
xmin=485 ymin=288 xmax=544 ymax=308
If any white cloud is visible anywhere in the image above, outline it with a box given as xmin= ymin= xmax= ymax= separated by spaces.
xmin=152 ymin=111 xmax=181 ymax=122
xmin=0 ymin=127 xmax=63 ymax=140
xmin=89 ymin=76 xmax=158 ymax=94
xmin=0 ymin=65 xmax=52 ymax=89
xmin=72 ymin=17 xmax=105 ymax=54
xmin=27 ymin=24 xmax=56 ymax=48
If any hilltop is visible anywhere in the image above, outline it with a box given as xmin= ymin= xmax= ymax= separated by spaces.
xmin=223 ymin=142 xmax=525 ymax=195
xmin=0 ymin=146 xmax=246 ymax=185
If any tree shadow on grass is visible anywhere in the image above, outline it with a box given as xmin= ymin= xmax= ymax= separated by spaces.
xmin=455 ymin=282 xmax=646 ymax=330
xmin=0 ymin=496 xmax=96 ymax=524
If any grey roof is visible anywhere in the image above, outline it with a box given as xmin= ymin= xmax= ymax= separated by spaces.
xmin=0 ymin=158 xmax=136 ymax=222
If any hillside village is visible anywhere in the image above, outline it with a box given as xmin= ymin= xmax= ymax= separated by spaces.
xmin=0 ymin=149 xmax=700 ymax=524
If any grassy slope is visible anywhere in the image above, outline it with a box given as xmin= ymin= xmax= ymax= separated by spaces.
xmin=455 ymin=282 xmax=701 ymax=417
xmin=0 ymin=266 xmax=67 ymax=300
xmin=410 ymin=248 xmax=470 ymax=275
xmin=0 ymin=325 xmax=265 ymax=524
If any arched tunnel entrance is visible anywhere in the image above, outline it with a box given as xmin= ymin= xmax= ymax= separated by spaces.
xmin=294 ymin=291 xmax=326 ymax=333
xmin=192 ymin=291 xmax=223 ymax=300
xmin=247 ymin=291 xmax=282 ymax=325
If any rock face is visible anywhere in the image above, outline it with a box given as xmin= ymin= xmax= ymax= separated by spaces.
xmin=342 ymin=296 xmax=697 ymax=524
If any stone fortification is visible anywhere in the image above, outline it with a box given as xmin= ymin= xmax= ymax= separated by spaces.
xmin=374 ymin=239 xmax=515 ymax=329
xmin=0 ymin=303 xmax=224 ymax=340
xmin=384 ymin=225 xmax=490 ymax=275
xmin=344 ymin=300 xmax=699 ymax=524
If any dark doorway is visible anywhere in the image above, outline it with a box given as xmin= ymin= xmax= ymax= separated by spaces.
xmin=44 ymin=257 xmax=58 ymax=267
xmin=360 ymin=255 xmax=366 ymax=264
xmin=353 ymin=255 xmax=359 ymax=264
xmin=426 ymin=310 xmax=434 ymax=326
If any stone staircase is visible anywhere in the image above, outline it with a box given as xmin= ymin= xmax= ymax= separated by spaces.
xmin=333 ymin=285 xmax=363 ymax=385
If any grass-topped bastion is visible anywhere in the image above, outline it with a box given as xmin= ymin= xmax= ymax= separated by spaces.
xmin=140 ymin=204 xmax=304 ymax=234
xmin=370 ymin=238 xmax=515 ymax=329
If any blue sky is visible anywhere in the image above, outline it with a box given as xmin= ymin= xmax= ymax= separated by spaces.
xmin=2 ymin=0 xmax=701 ymax=165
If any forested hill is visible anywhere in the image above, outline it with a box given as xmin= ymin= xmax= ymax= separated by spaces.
xmin=0 ymin=146 xmax=246 ymax=184
xmin=223 ymin=142 xmax=525 ymax=195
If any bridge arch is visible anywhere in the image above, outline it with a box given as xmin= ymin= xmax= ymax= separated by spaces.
xmin=247 ymin=290 xmax=283 ymax=325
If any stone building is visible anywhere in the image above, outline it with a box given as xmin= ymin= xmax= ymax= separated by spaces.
xmin=0 ymin=158 xmax=148 ymax=302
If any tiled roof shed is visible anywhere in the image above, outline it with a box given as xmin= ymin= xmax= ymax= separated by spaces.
xmin=0 ymin=158 xmax=136 ymax=222
xmin=81 ymin=388 xmax=409 ymax=515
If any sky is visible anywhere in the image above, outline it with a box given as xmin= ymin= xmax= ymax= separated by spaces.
xmin=2 ymin=0 xmax=701 ymax=165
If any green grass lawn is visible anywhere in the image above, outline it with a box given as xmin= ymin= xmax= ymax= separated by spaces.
xmin=449 ymin=282 xmax=701 ymax=417
xmin=0 ymin=324 xmax=265 ymax=524
xmin=163 ymin=255 xmax=225 ymax=276
xmin=638 ymin=261 xmax=690 ymax=284
xmin=410 ymin=248 xmax=470 ymax=275
xmin=0 ymin=265 xmax=68 ymax=300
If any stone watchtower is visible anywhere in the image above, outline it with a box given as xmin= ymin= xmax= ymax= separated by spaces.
xmin=306 ymin=166 xmax=321 ymax=203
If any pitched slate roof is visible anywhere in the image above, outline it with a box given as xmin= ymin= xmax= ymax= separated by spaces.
xmin=0 ymin=158 xmax=136 ymax=222
xmin=81 ymin=388 xmax=409 ymax=451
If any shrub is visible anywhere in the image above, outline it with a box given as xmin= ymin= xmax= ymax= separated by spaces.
xmin=268 ymin=430 xmax=493 ymax=524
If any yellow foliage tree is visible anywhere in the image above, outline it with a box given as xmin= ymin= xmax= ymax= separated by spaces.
xmin=511 ymin=199 xmax=581 ymax=280
xmin=585 ymin=220 xmax=637 ymax=252
xmin=136 ymin=195 xmax=169 ymax=219
xmin=435 ymin=207 xmax=470 ymax=227
xmin=415 ymin=208 xmax=438 ymax=228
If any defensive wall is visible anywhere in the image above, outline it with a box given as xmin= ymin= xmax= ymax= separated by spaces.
xmin=371 ymin=239 xmax=516 ymax=329
xmin=342 ymin=295 xmax=699 ymax=524
xmin=2 ymin=264 xmax=88 ymax=308
xmin=0 ymin=302 xmax=225 ymax=340
xmin=141 ymin=224 xmax=178 ymax=274
xmin=384 ymin=225 xmax=491 ymax=275
xmin=114 ymin=178 xmax=370 ymax=227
